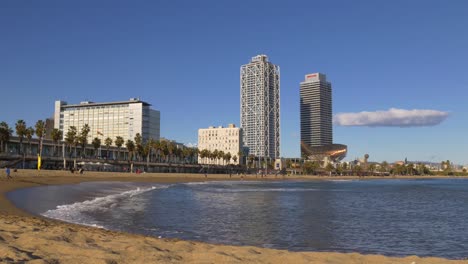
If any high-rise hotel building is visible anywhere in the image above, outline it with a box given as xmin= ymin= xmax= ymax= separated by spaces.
xmin=300 ymin=73 xmax=332 ymax=155
xmin=54 ymin=98 xmax=160 ymax=145
xmin=240 ymin=55 xmax=280 ymax=159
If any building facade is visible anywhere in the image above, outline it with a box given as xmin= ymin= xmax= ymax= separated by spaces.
xmin=198 ymin=124 xmax=243 ymax=165
xmin=240 ymin=55 xmax=280 ymax=159
xmin=300 ymin=73 xmax=347 ymax=161
xmin=54 ymin=98 xmax=160 ymax=145
xmin=300 ymin=73 xmax=332 ymax=152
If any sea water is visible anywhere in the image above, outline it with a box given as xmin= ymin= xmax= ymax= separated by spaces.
xmin=7 ymin=179 xmax=468 ymax=259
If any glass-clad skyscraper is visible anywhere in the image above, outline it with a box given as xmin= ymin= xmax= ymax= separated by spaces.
xmin=240 ymin=55 xmax=280 ymax=159
xmin=300 ymin=73 xmax=332 ymax=155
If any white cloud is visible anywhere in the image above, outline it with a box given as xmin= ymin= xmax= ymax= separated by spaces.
xmin=333 ymin=108 xmax=449 ymax=127
xmin=184 ymin=142 xmax=198 ymax=148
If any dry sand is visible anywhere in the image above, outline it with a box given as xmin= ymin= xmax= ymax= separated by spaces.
xmin=0 ymin=169 xmax=466 ymax=264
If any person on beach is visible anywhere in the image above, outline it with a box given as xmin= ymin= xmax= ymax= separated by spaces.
xmin=5 ymin=167 xmax=12 ymax=179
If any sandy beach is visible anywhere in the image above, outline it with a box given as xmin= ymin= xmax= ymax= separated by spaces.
xmin=0 ymin=169 xmax=467 ymax=263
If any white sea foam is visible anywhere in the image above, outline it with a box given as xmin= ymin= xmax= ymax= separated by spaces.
xmin=208 ymin=188 xmax=319 ymax=193
xmin=327 ymin=180 xmax=354 ymax=182
xmin=42 ymin=185 xmax=167 ymax=227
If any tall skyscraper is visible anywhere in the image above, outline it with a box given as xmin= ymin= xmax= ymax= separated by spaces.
xmin=240 ymin=55 xmax=280 ymax=159
xmin=300 ymin=73 xmax=333 ymax=156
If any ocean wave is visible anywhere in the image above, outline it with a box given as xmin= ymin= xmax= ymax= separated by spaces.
xmin=206 ymin=188 xmax=320 ymax=193
xmin=42 ymin=185 xmax=167 ymax=227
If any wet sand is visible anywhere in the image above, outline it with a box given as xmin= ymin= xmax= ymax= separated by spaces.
xmin=0 ymin=169 xmax=466 ymax=263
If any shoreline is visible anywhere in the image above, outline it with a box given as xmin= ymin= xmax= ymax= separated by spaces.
xmin=1 ymin=169 xmax=467 ymax=263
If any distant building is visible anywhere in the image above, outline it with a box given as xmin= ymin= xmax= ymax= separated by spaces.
xmin=300 ymin=73 xmax=346 ymax=161
xmin=198 ymin=124 xmax=243 ymax=165
xmin=240 ymin=54 xmax=280 ymax=159
xmin=54 ymin=98 xmax=160 ymax=145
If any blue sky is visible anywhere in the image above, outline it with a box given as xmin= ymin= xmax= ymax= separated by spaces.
xmin=1 ymin=1 xmax=467 ymax=164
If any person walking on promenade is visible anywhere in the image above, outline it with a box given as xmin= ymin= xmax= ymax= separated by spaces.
xmin=5 ymin=167 xmax=12 ymax=179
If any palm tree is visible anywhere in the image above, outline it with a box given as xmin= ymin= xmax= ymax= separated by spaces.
xmin=353 ymin=165 xmax=363 ymax=176
xmin=248 ymin=154 xmax=255 ymax=168
xmin=51 ymin=128 xmax=63 ymax=157
xmin=115 ymin=136 xmax=124 ymax=160
xmin=65 ymin=126 xmax=77 ymax=157
xmin=237 ymin=150 xmax=244 ymax=166
xmin=224 ymin=152 xmax=232 ymax=165
xmin=152 ymin=140 xmax=161 ymax=162
xmin=15 ymin=120 xmax=27 ymax=154
xmin=200 ymin=149 xmax=209 ymax=164
xmin=0 ymin=122 xmax=13 ymax=153
xmin=182 ymin=147 xmax=191 ymax=164
xmin=232 ymin=155 xmax=238 ymax=164
xmin=134 ymin=133 xmax=143 ymax=161
xmin=303 ymin=161 xmax=319 ymax=175
xmin=159 ymin=140 xmax=169 ymax=163
xmin=368 ymin=164 xmax=376 ymax=175
xmin=104 ymin=137 xmax=113 ymax=159
xmin=217 ymin=150 xmax=225 ymax=165
xmin=78 ymin=124 xmax=90 ymax=157
xmin=325 ymin=163 xmax=334 ymax=176
xmin=191 ymin=147 xmax=198 ymax=164
xmin=380 ymin=161 xmax=389 ymax=174
xmin=25 ymin=127 xmax=34 ymax=155
xmin=335 ymin=163 xmax=343 ymax=176
xmin=92 ymin=137 xmax=101 ymax=158
xmin=144 ymin=138 xmax=155 ymax=164
xmin=125 ymin=140 xmax=135 ymax=161
xmin=35 ymin=120 xmax=46 ymax=156
xmin=167 ymin=141 xmax=176 ymax=163
xmin=212 ymin=149 xmax=219 ymax=165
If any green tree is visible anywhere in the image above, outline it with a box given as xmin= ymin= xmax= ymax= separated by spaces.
xmin=380 ymin=161 xmax=389 ymax=173
xmin=224 ymin=152 xmax=232 ymax=165
xmin=152 ymin=140 xmax=161 ymax=162
xmin=144 ymin=138 xmax=155 ymax=164
xmin=92 ymin=137 xmax=101 ymax=158
xmin=353 ymin=165 xmax=363 ymax=176
xmin=51 ymin=128 xmax=63 ymax=157
xmin=199 ymin=149 xmax=209 ymax=164
xmin=115 ymin=136 xmax=124 ymax=160
xmin=336 ymin=163 xmax=343 ymax=176
xmin=134 ymin=133 xmax=143 ymax=161
xmin=232 ymin=155 xmax=238 ymax=164
xmin=167 ymin=141 xmax=176 ymax=163
xmin=182 ymin=147 xmax=191 ymax=164
xmin=65 ymin=126 xmax=77 ymax=157
xmin=248 ymin=154 xmax=255 ymax=168
xmin=325 ymin=163 xmax=334 ymax=176
xmin=368 ymin=164 xmax=376 ymax=175
xmin=212 ymin=149 xmax=219 ymax=165
xmin=126 ymin=140 xmax=135 ymax=161
xmin=78 ymin=124 xmax=90 ymax=157
xmin=35 ymin=120 xmax=46 ymax=156
xmin=0 ymin=122 xmax=13 ymax=153
xmin=237 ymin=151 xmax=244 ymax=166
xmin=15 ymin=120 xmax=27 ymax=154
xmin=217 ymin=150 xmax=225 ymax=165
xmin=159 ymin=140 xmax=169 ymax=162
xmin=303 ymin=161 xmax=320 ymax=175
xmin=25 ymin=127 xmax=35 ymax=155
xmin=104 ymin=137 xmax=113 ymax=159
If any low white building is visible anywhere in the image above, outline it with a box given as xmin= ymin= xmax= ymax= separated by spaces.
xmin=198 ymin=124 xmax=243 ymax=165
xmin=54 ymin=98 xmax=160 ymax=145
